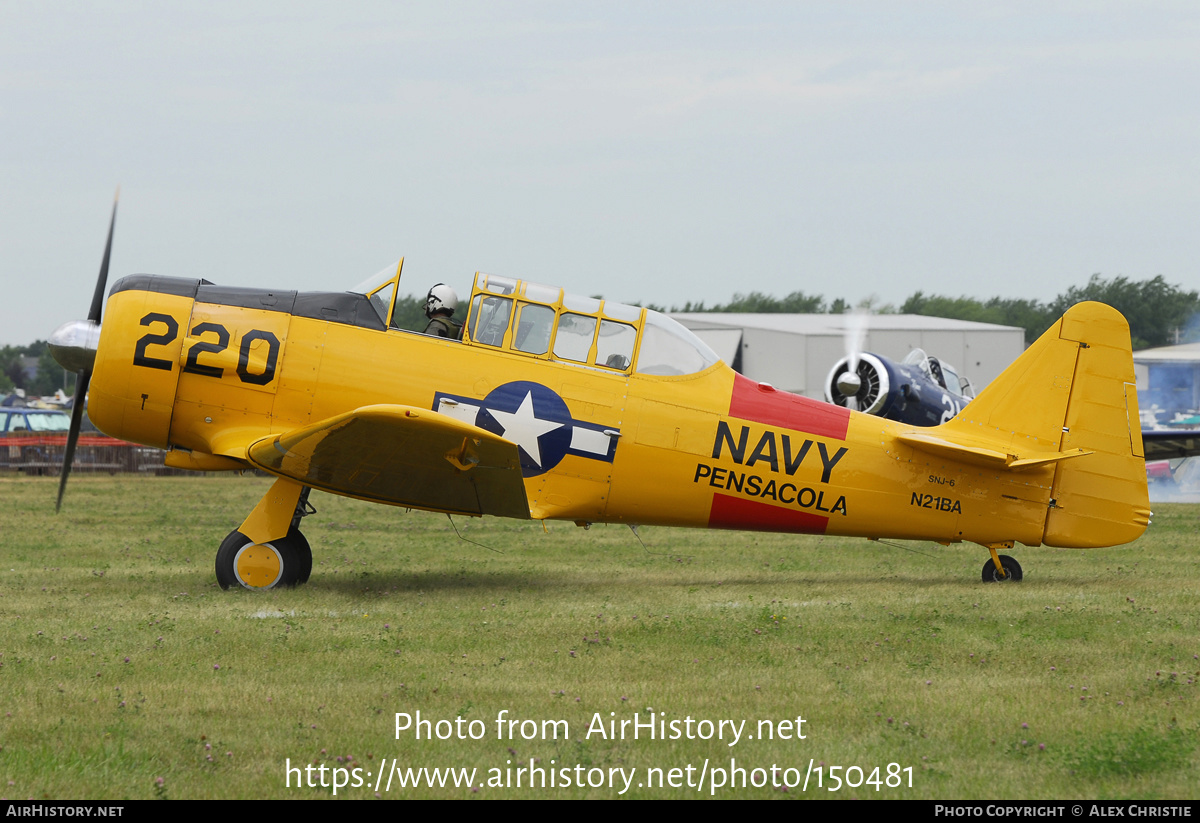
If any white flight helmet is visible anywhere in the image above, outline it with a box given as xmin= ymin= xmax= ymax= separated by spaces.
xmin=424 ymin=284 xmax=458 ymax=318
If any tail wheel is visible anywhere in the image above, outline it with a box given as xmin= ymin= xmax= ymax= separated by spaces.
xmin=216 ymin=528 xmax=312 ymax=590
xmin=981 ymin=554 xmax=1023 ymax=583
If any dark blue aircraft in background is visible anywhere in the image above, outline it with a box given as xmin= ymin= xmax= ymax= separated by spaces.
xmin=825 ymin=346 xmax=1200 ymax=478
xmin=824 ymin=348 xmax=973 ymax=427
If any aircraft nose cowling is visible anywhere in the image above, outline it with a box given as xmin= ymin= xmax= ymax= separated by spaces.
xmin=825 ymin=352 xmax=889 ymax=416
xmin=49 ymin=319 xmax=101 ymax=372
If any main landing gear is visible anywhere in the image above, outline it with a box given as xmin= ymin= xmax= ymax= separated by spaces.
xmin=981 ymin=542 xmax=1022 ymax=583
xmin=215 ymin=527 xmax=312 ymax=589
xmin=216 ymin=478 xmax=315 ymax=590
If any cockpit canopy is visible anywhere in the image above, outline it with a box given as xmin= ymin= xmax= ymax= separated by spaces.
xmin=902 ymin=348 xmax=973 ymax=398
xmin=352 ymin=263 xmax=721 ymax=377
xmin=352 ymin=261 xmax=406 ymax=329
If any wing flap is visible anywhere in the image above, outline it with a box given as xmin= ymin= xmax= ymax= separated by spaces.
xmin=245 ymin=405 xmax=529 ymax=518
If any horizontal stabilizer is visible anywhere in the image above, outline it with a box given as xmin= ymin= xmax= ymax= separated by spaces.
xmin=897 ymin=430 xmax=1091 ymax=470
xmin=246 ymin=405 xmax=530 ymax=519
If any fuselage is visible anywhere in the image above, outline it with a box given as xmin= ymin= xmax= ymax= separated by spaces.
xmin=87 ymin=273 xmax=1085 ymax=548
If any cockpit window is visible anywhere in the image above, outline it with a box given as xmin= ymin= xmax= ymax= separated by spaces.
xmin=563 ymin=293 xmax=601 ymax=314
xmin=941 ymin=365 xmax=964 ymax=396
xmin=553 ymin=313 xmax=597 ymax=362
xmin=469 ymin=295 xmax=513 ymax=347
xmin=513 ymin=303 xmax=554 ymax=355
xmin=601 ymin=301 xmax=641 ymax=323
xmin=351 ymin=260 xmax=404 ymax=327
xmin=903 ymin=348 xmax=970 ymax=397
xmin=635 ymin=311 xmax=720 ymax=376
xmin=523 ymin=282 xmax=561 ymax=304
xmin=369 ymin=282 xmax=396 ymax=326
xmin=595 ymin=320 xmax=635 ymax=370
xmin=477 ymin=274 xmax=517 ymax=296
xmin=461 ymin=271 xmax=721 ymax=376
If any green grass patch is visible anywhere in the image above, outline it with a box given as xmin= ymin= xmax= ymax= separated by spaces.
xmin=1 ymin=475 xmax=1197 ymax=799
xmin=1057 ymin=724 xmax=1195 ymax=779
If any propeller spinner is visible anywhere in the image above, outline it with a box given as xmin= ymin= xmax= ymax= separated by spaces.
xmin=49 ymin=192 xmax=118 ymax=511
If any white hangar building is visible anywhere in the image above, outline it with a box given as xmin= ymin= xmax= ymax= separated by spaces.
xmin=669 ymin=313 xmax=1027 ymax=400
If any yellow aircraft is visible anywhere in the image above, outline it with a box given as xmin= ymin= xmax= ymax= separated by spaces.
xmin=51 ymin=200 xmax=1151 ymax=589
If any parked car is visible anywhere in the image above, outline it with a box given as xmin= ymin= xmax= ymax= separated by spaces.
xmin=0 ymin=408 xmax=72 ymax=474
xmin=0 ymin=408 xmax=72 ymax=434
xmin=0 ymin=406 xmax=174 ymax=475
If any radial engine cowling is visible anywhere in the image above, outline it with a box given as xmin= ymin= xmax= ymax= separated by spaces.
xmin=824 ymin=353 xmax=890 ymax=415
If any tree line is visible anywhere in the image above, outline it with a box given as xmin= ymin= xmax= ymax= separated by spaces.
xmin=671 ymin=274 xmax=1200 ymax=349
xmin=5 ymin=274 xmax=1195 ymax=396
xmin=0 ymin=341 xmax=71 ymax=397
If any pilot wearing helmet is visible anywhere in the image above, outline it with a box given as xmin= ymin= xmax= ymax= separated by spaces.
xmin=423 ymin=283 xmax=462 ymax=340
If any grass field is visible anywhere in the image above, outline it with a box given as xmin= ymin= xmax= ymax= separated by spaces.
xmin=1 ymin=474 xmax=1197 ymax=799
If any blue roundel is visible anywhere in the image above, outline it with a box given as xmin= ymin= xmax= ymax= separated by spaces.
xmin=473 ymin=381 xmax=574 ymax=477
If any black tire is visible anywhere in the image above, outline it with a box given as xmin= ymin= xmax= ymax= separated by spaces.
xmin=290 ymin=529 xmax=313 ymax=584
xmin=981 ymin=554 xmax=1023 ymax=583
xmin=215 ymin=528 xmax=310 ymax=590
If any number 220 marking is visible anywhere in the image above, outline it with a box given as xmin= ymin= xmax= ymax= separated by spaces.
xmin=132 ymin=313 xmax=280 ymax=386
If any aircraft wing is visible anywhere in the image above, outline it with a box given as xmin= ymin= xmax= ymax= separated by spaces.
xmin=1141 ymin=429 xmax=1200 ymax=460
xmin=245 ymin=405 xmax=530 ymax=519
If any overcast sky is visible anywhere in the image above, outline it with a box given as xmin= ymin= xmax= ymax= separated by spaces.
xmin=2 ymin=1 xmax=1198 ymax=345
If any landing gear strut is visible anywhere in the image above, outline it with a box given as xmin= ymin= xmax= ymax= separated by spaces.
xmin=981 ymin=543 xmax=1022 ymax=583
xmin=216 ymin=479 xmax=314 ymax=590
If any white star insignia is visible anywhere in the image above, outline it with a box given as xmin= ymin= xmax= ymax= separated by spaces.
xmin=488 ymin=391 xmax=564 ymax=467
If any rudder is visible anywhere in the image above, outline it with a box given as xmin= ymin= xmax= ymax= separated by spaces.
xmin=941 ymin=301 xmax=1150 ymax=548
xmin=1041 ymin=303 xmax=1150 ymax=547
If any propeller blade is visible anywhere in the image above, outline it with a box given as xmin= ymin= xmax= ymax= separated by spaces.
xmin=58 ymin=189 xmax=118 ymax=512
xmin=56 ymin=368 xmax=92 ymax=512
xmin=844 ymin=309 xmax=868 ymax=375
xmin=87 ymin=190 xmax=119 ymax=324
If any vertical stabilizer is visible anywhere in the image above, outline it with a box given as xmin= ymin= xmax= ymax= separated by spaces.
xmin=941 ymin=308 xmax=1078 ymax=455
xmin=939 ymin=301 xmax=1150 ymax=547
